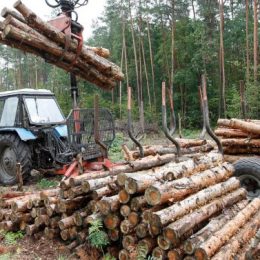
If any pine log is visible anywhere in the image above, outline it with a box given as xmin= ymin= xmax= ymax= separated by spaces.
xmin=157 ymin=235 xmax=172 ymax=250
xmin=211 ymin=210 xmax=260 ymax=259
xmin=108 ymin=229 xmax=120 ymax=242
xmin=73 ymin=211 xmax=88 ymax=226
xmin=120 ymin=220 xmax=135 ymax=234
xmin=92 ymin=185 xmax=118 ymax=200
xmin=119 ymin=249 xmax=130 ymax=260
xmin=68 ymin=170 xmax=109 ymax=188
xmin=104 ymin=214 xmax=120 ymax=230
xmin=164 ymin=188 xmax=247 ymax=246
xmin=195 ymin=198 xmax=260 ymax=260
xmin=2 ymin=24 xmax=117 ymax=89
xmin=81 ymin=176 xmax=117 ymax=193
xmin=126 ymin=143 xmax=214 ymax=160
xmin=58 ymin=215 xmax=75 ymax=230
xmin=44 ymin=227 xmax=60 ymax=239
xmin=1 ymin=7 xmax=25 ymax=23
xmin=13 ymin=0 xmax=124 ymax=81
xmin=26 ymin=224 xmax=39 ymax=236
xmin=141 ymin=205 xmax=165 ymax=223
xmin=136 ymin=223 xmax=148 ymax=238
xmin=145 ymin=162 xmax=234 ymax=206
xmin=184 ymin=199 xmax=249 ymax=254
xmin=97 ymin=195 xmax=120 ymax=215
xmin=149 ymin=177 xmax=240 ymax=235
xmin=124 ymin=153 xmax=223 ymax=194
xmin=152 ymin=247 xmax=166 ymax=259
xmin=244 ymin=229 xmax=260 ymax=260
xmin=130 ymin=196 xmax=147 ymax=212
xmin=119 ymin=190 xmax=131 ymax=204
xmin=222 ymin=138 xmax=260 ymax=147
xmin=76 ymin=229 xmax=88 ymax=243
xmin=83 ymin=213 xmax=101 ymax=226
xmin=215 ymin=128 xmax=258 ymax=138
xmin=128 ymin=212 xmax=140 ymax=227
xmin=217 ymin=118 xmax=260 ymax=135
xmin=49 ymin=216 xmax=60 ymax=229
xmin=168 ymin=247 xmax=185 ymax=260
xmin=57 ymin=196 xmax=87 ymax=213
xmin=137 ymin=237 xmax=157 ymax=255
xmin=120 ymin=205 xmax=131 ymax=218
xmin=122 ymin=234 xmax=137 ymax=250
xmin=223 ymin=147 xmax=260 ymax=155
xmin=113 ymin=154 xmax=177 ymax=181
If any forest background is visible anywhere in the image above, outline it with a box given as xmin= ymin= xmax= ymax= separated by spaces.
xmin=0 ymin=0 xmax=259 ymax=130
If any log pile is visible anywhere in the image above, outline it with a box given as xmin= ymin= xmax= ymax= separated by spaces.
xmin=0 ymin=151 xmax=259 ymax=259
xmin=0 ymin=1 xmax=124 ymax=90
xmin=215 ymin=119 xmax=260 ymax=159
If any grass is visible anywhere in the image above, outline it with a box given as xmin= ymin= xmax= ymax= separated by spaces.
xmin=4 ymin=231 xmax=24 ymax=245
xmin=36 ymin=178 xmax=59 ymax=189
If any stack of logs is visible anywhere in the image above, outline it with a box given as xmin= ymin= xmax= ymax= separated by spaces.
xmin=0 ymin=142 xmax=259 ymax=259
xmin=0 ymin=1 xmax=124 ymax=90
xmin=215 ymin=119 xmax=260 ymax=159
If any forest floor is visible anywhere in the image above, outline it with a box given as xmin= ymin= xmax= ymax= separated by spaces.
xmin=0 ymin=130 xmax=201 ymax=260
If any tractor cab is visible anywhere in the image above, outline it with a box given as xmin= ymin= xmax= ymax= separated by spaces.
xmin=0 ymin=89 xmax=115 ymax=185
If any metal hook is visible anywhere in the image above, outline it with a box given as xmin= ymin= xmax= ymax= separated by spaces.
xmin=200 ymin=75 xmax=223 ymax=154
xmin=162 ymin=82 xmax=181 ymax=157
xmin=127 ymin=87 xmax=144 ymax=158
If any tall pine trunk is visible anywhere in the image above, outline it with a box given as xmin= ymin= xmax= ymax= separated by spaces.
xmin=246 ymin=0 xmax=250 ymax=82
xmin=253 ymin=0 xmax=258 ymax=83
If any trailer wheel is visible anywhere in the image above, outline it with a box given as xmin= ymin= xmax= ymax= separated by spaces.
xmin=234 ymin=158 xmax=260 ymax=199
xmin=0 ymin=134 xmax=32 ymax=185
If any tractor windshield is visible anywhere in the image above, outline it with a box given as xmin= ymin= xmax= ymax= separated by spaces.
xmin=24 ymin=96 xmax=65 ymax=124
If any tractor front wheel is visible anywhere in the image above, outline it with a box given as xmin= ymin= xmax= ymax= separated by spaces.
xmin=0 ymin=134 xmax=32 ymax=185
xmin=234 ymin=158 xmax=260 ymax=199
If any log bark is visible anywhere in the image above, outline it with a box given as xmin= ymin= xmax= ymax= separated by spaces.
xmin=14 ymin=0 xmax=124 ymax=81
xmin=120 ymin=205 xmax=131 ymax=218
xmin=217 ymin=119 xmax=260 ymax=135
xmin=152 ymin=247 xmax=166 ymax=259
xmin=97 ymin=195 xmax=120 ymax=215
xmin=104 ymin=214 xmax=120 ymax=230
xmin=149 ymin=177 xmax=240 ymax=235
xmin=91 ymin=185 xmax=118 ymax=200
xmin=81 ymin=176 xmax=117 ymax=193
xmin=136 ymin=223 xmax=148 ymax=238
xmin=211 ymin=210 xmax=260 ymax=259
xmin=215 ymin=128 xmax=257 ymax=138
xmin=2 ymin=24 xmax=117 ymax=90
xmin=130 ymin=196 xmax=147 ymax=212
xmin=58 ymin=215 xmax=75 ymax=230
xmin=183 ymin=200 xmax=249 ymax=254
xmin=145 ymin=162 xmax=234 ymax=206
xmin=195 ymin=198 xmax=260 ymax=260
xmin=164 ymin=188 xmax=247 ymax=246
xmin=122 ymin=234 xmax=137 ymax=250
xmin=73 ymin=211 xmax=88 ymax=227
xmin=1 ymin=7 xmax=25 ymax=22
xmin=44 ymin=227 xmax=60 ymax=239
xmin=113 ymin=154 xmax=177 ymax=182
xmin=221 ymin=138 xmax=260 ymax=147
xmin=124 ymin=153 xmax=223 ymax=194
xmin=57 ymin=196 xmax=87 ymax=213
xmin=223 ymin=147 xmax=260 ymax=155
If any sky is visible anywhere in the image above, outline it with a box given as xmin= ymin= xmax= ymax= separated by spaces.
xmin=0 ymin=0 xmax=106 ymax=39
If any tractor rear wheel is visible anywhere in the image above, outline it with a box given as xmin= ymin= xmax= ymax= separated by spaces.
xmin=234 ymin=158 xmax=260 ymax=199
xmin=0 ymin=134 xmax=32 ymax=185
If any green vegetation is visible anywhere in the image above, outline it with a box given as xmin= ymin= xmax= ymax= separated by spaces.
xmin=0 ymin=231 xmax=24 ymax=245
xmin=103 ymin=254 xmax=116 ymax=260
xmin=88 ymin=219 xmax=110 ymax=251
xmin=109 ymin=133 xmax=125 ymax=162
xmin=0 ymin=253 xmax=12 ymax=260
xmin=36 ymin=178 xmax=59 ymax=189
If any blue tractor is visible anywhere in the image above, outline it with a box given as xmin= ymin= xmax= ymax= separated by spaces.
xmin=0 ymin=89 xmax=115 ymax=185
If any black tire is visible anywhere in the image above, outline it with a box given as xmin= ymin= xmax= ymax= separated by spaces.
xmin=0 ymin=134 xmax=32 ymax=185
xmin=234 ymin=158 xmax=260 ymax=199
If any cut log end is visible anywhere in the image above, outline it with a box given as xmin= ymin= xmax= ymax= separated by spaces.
xmin=157 ymin=235 xmax=172 ymax=250
xmin=119 ymin=190 xmax=131 ymax=204
xmin=145 ymin=187 xmax=161 ymax=206
xmin=125 ymin=179 xmax=138 ymax=194
xmin=136 ymin=223 xmax=148 ymax=238
xmin=120 ymin=205 xmax=131 ymax=218
xmin=104 ymin=214 xmax=120 ymax=230
xmin=119 ymin=249 xmax=129 ymax=260
xmin=195 ymin=248 xmax=208 ymax=260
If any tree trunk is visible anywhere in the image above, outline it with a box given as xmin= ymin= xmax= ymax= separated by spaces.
xmin=183 ymin=199 xmax=249 ymax=254
xmin=246 ymin=0 xmax=250 ymax=82
xmin=215 ymin=128 xmax=258 ymax=138
xmin=145 ymin=162 xmax=234 ymax=206
xmin=164 ymin=188 xmax=246 ymax=246
xmin=97 ymin=195 xmax=120 ymax=215
xmin=217 ymin=118 xmax=260 ymax=135
xmin=195 ymin=198 xmax=260 ymax=260
xmin=149 ymin=177 xmax=240 ymax=235
xmin=212 ymin=211 xmax=260 ymax=260
xmin=254 ymin=0 xmax=258 ymax=83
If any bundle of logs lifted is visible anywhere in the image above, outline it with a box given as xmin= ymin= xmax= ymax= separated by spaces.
xmin=0 ymin=1 xmax=124 ymax=90
xmin=0 ymin=139 xmax=259 ymax=260
xmin=215 ymin=119 xmax=260 ymax=159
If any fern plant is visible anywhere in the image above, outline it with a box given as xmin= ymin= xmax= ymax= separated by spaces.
xmin=88 ymin=219 xmax=109 ymax=253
